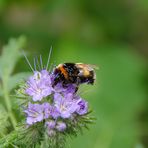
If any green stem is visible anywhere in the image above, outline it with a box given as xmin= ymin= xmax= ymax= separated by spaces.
xmin=3 ymin=79 xmax=17 ymax=129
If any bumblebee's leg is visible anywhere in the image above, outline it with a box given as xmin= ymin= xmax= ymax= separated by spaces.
xmin=52 ymin=78 xmax=59 ymax=87
xmin=74 ymin=86 xmax=79 ymax=93
xmin=76 ymin=77 xmax=81 ymax=85
xmin=87 ymin=78 xmax=95 ymax=84
xmin=73 ymin=77 xmax=80 ymax=93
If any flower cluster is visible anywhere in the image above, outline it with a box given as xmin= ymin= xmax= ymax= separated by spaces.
xmin=24 ymin=69 xmax=88 ymax=136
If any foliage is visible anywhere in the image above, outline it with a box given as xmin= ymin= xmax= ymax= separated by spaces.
xmin=0 ymin=104 xmax=10 ymax=138
xmin=0 ymin=36 xmax=31 ymax=144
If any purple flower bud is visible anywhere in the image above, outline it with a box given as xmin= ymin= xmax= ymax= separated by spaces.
xmin=56 ymin=122 xmax=66 ymax=132
xmin=47 ymin=129 xmax=56 ymax=137
xmin=45 ymin=121 xmax=56 ymax=129
xmin=76 ymin=99 xmax=88 ymax=115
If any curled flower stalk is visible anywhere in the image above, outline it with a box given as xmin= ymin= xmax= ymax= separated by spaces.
xmin=0 ymin=49 xmax=96 ymax=148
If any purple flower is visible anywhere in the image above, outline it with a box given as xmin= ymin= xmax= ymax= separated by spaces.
xmin=52 ymin=83 xmax=65 ymax=93
xmin=53 ymin=83 xmax=77 ymax=94
xmin=25 ymin=70 xmax=53 ymax=101
xmin=76 ymin=99 xmax=88 ymax=115
xmin=54 ymin=93 xmax=78 ymax=118
xmin=25 ymin=103 xmax=44 ymax=125
xmin=43 ymin=103 xmax=51 ymax=119
xmin=44 ymin=103 xmax=60 ymax=119
xmin=56 ymin=122 xmax=66 ymax=132
xmin=45 ymin=121 xmax=56 ymax=129
xmin=49 ymin=105 xmax=60 ymax=119
xmin=66 ymin=84 xmax=77 ymax=94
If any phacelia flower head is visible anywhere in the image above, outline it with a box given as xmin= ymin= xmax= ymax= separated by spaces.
xmin=16 ymin=48 xmax=95 ymax=148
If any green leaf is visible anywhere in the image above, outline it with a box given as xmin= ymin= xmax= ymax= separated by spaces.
xmin=0 ymin=36 xmax=27 ymax=131
xmin=0 ymin=36 xmax=26 ymax=79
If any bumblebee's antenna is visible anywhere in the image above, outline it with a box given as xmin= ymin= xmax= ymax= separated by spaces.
xmin=46 ymin=46 xmax=52 ymax=70
xmin=22 ymin=50 xmax=34 ymax=72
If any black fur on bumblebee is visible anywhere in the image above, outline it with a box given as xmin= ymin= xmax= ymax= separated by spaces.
xmin=52 ymin=63 xmax=97 ymax=87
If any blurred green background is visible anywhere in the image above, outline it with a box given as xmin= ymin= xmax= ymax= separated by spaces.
xmin=0 ymin=0 xmax=148 ymax=148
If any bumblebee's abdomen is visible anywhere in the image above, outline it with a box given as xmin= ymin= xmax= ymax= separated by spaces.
xmin=78 ymin=70 xmax=95 ymax=84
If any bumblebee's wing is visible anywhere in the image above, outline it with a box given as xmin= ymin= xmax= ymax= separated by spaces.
xmin=76 ymin=63 xmax=99 ymax=70
xmin=87 ymin=64 xmax=99 ymax=70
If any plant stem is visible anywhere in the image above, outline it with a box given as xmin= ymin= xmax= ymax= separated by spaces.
xmin=3 ymin=78 xmax=17 ymax=129
xmin=4 ymin=89 xmax=17 ymax=129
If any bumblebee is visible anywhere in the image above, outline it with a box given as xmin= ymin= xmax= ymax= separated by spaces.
xmin=52 ymin=63 xmax=97 ymax=87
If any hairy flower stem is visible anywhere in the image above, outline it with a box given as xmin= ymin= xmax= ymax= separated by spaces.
xmin=3 ymin=80 xmax=17 ymax=129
